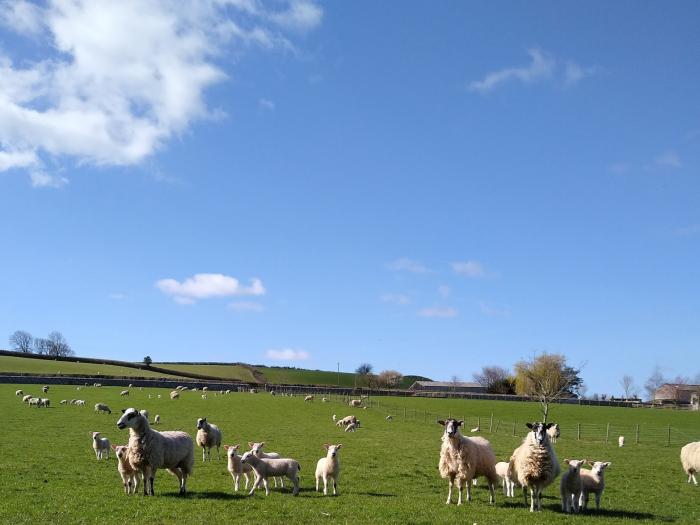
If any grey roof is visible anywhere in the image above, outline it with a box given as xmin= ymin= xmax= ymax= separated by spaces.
xmin=412 ymin=381 xmax=483 ymax=388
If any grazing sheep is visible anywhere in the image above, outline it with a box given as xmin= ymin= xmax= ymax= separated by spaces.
xmin=618 ymin=436 xmax=625 ymax=448
xmin=170 ymin=391 xmax=179 ymax=400
xmin=120 ymin=390 xmax=130 ymax=396
xmin=509 ymin=422 xmax=561 ymax=512
xmin=225 ymin=390 xmax=231 ymax=394
xmin=195 ymin=418 xmax=222 ymax=461
xmin=15 ymin=389 xmax=23 ymax=396
xmin=42 ymin=386 xmax=49 ymax=393
xmin=579 ymin=461 xmax=611 ymax=510
xmin=28 ymin=397 xmax=40 ymax=407
xmin=495 ymin=461 xmax=515 ymax=497
xmin=95 ymin=403 xmax=112 ymax=414
xmin=560 ymin=459 xmax=586 ymax=513
xmin=116 ymin=408 xmax=195 ymax=496
xmin=60 ymin=399 xmax=67 ymax=405
xmin=201 ymin=394 xmax=207 ymax=400
xmin=76 ymin=399 xmax=86 ymax=406
xmin=386 ymin=415 xmax=393 ymax=421
xmin=270 ymin=391 xmax=276 ymax=396
xmin=249 ymin=388 xmax=257 ymax=394
xmin=202 ymin=386 xmax=208 ymax=392
xmin=112 ymin=444 xmax=139 ymax=494
xmin=92 ymin=431 xmax=111 ymax=460
xmin=240 ymin=451 xmax=300 ymax=496
xmin=322 ymin=397 xmax=328 ymax=402
xmin=438 ymin=419 xmax=498 ymax=505
xmin=139 ymin=410 xmax=149 ymax=421
xmin=349 ymin=399 xmax=362 ymax=407
xmin=547 ymin=423 xmax=561 ymax=444
xmin=224 ymin=444 xmax=253 ymax=491
xmin=315 ymin=444 xmax=342 ymax=496
xmin=39 ymin=398 xmax=50 ymax=408
xmin=681 ymin=442 xmax=700 ymax=485
xmin=304 ymin=395 xmax=314 ymax=402
xmin=22 ymin=394 xmax=32 ymax=403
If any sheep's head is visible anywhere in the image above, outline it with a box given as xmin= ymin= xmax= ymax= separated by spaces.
xmin=224 ymin=444 xmax=241 ymax=457
xmin=92 ymin=431 xmax=101 ymax=440
xmin=588 ymin=461 xmax=611 ymax=475
xmin=240 ymin=451 xmax=255 ymax=464
xmin=196 ymin=417 xmax=208 ymax=430
xmin=526 ymin=422 xmax=553 ymax=445
xmin=117 ymin=408 xmax=142 ymax=430
xmin=113 ymin=445 xmax=128 ymax=459
xmin=564 ymin=459 xmax=586 ymax=474
xmin=438 ymin=418 xmax=463 ymax=438
xmin=323 ymin=444 xmax=342 ymax=458
xmin=250 ymin=442 xmax=265 ymax=456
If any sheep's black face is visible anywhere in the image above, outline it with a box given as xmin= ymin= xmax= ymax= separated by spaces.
xmin=527 ymin=422 xmax=548 ymax=445
xmin=117 ymin=408 xmax=139 ymax=430
xmin=196 ymin=418 xmax=205 ymax=430
xmin=440 ymin=418 xmax=463 ymax=437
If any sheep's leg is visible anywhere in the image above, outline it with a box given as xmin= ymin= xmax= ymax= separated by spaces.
xmin=248 ymin=474 xmax=263 ymax=496
xmin=202 ymin=447 xmax=206 ymax=462
xmin=572 ymin=491 xmax=580 ymax=513
xmin=216 ymin=445 xmax=221 ymax=461
xmin=132 ymin=473 xmax=140 ymax=495
xmin=465 ymin=477 xmax=472 ymax=502
xmin=180 ymin=471 xmax=188 ymax=495
xmin=537 ymin=487 xmax=543 ymax=511
xmin=244 ymin=473 xmax=250 ymax=490
xmin=279 ymin=476 xmax=285 ymax=488
xmin=594 ymin=491 xmax=601 ymax=510
xmin=579 ymin=491 xmax=587 ymax=510
xmin=333 ymin=475 xmax=338 ymax=496
xmin=322 ymin=475 xmax=328 ymax=495
xmin=456 ymin=478 xmax=463 ymax=505
xmin=291 ymin=475 xmax=299 ymax=496
xmin=488 ymin=479 xmax=495 ymax=504
xmin=121 ymin=473 xmax=129 ymax=494
xmin=446 ymin=477 xmax=453 ymax=504
xmin=561 ymin=491 xmax=568 ymax=513
xmin=693 ymin=473 xmax=698 ymax=485
xmin=263 ymin=477 xmax=270 ymax=496
xmin=315 ymin=474 xmax=320 ymax=492
xmin=142 ymin=468 xmax=150 ymax=496
xmin=529 ymin=487 xmax=535 ymax=512
xmin=273 ymin=476 xmax=278 ymax=488
xmin=233 ymin=473 xmax=239 ymax=491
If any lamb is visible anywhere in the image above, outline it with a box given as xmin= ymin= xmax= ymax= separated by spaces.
xmin=42 ymin=385 xmax=49 ymax=393
xmin=315 ymin=444 xmax=342 ymax=496
xmin=509 ymin=422 xmax=561 ymax=512
xmin=249 ymin=442 xmax=285 ymax=488
xmin=345 ymin=422 xmax=358 ymax=432
xmin=201 ymin=394 xmax=207 ymax=399
xmin=112 ymin=445 xmax=139 ymax=494
xmin=39 ymin=398 xmax=50 ymax=407
xmin=170 ymin=391 xmax=179 ymax=400
xmin=60 ymin=399 xmax=67 ymax=405
xmin=28 ymin=397 xmax=40 ymax=407
xmin=560 ymin=459 xmax=586 ymax=513
xmin=332 ymin=414 xmax=337 ymax=422
xmin=249 ymin=388 xmax=257 ymax=394
xmin=322 ymin=397 xmax=328 ymax=402
xmin=618 ymin=436 xmax=625 ymax=448
xmin=154 ymin=415 xmax=161 ymax=424
xmin=195 ymin=417 xmax=222 ymax=461
xmin=579 ymin=461 xmax=611 ymax=510
xmin=224 ymin=444 xmax=253 ymax=491
xmin=304 ymin=395 xmax=314 ymax=402
xmin=92 ymin=431 xmax=111 ymax=460
xmin=116 ymin=407 xmax=195 ymax=496
xmin=495 ymin=461 xmax=515 ymax=497
xmin=120 ymin=390 xmax=130 ymax=396
xmin=681 ymin=441 xmax=700 ymax=485
xmin=336 ymin=415 xmax=357 ymax=427
xmin=76 ymin=400 xmax=86 ymax=406
xmin=349 ymin=399 xmax=362 ymax=407
xmin=22 ymin=394 xmax=32 ymax=403
xmin=95 ymin=403 xmax=112 ymax=414
xmin=15 ymin=389 xmax=23 ymax=396
xmin=240 ymin=451 xmax=300 ymax=496
xmin=437 ymin=419 xmax=498 ymax=505
xmin=139 ymin=410 xmax=149 ymax=421
xmin=547 ymin=423 xmax=561 ymax=443
xmin=386 ymin=415 xmax=393 ymax=421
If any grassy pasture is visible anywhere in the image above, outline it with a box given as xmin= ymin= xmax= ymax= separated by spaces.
xmin=152 ymin=363 xmax=258 ymax=383
xmin=0 ymin=356 xmax=177 ymax=379
xmin=1 ymin=383 xmax=699 ymax=524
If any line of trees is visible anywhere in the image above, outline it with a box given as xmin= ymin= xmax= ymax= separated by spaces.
xmin=354 ymin=363 xmax=403 ymax=389
xmin=8 ymin=330 xmax=73 ymax=357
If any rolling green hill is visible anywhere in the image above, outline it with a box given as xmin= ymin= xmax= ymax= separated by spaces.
xmin=0 ymin=355 xmax=177 ymax=378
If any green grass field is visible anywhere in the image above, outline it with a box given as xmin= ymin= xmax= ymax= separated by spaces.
xmin=2 ymin=383 xmax=699 ymax=524
xmin=153 ymin=363 xmax=258 ymax=383
xmin=0 ymin=356 xmax=177 ymax=379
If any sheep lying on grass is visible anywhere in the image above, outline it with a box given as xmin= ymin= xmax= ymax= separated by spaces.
xmin=240 ymin=451 xmax=301 ymax=496
xmin=349 ymin=399 xmax=362 ymax=407
xmin=336 ymin=415 xmax=357 ymax=427
xmin=560 ymin=459 xmax=586 ymax=513
xmin=92 ymin=432 xmax=111 ymax=460
xmin=170 ymin=391 xmax=179 ymax=400
xmin=116 ymin=408 xmax=194 ymax=496
xmin=345 ymin=422 xmax=359 ymax=432
xmin=509 ymin=422 xmax=560 ymax=512
xmin=304 ymin=395 xmax=314 ymax=402
xmin=438 ymin=418 xmax=498 ymax=505
xmin=681 ymin=442 xmax=699 ymax=485
xmin=224 ymin=444 xmax=253 ymax=491
xmin=196 ymin=417 xmax=222 ymax=461
xmin=315 ymin=444 xmax=342 ymax=496
xmin=112 ymin=445 xmax=139 ymax=494
xmin=579 ymin=461 xmax=611 ymax=510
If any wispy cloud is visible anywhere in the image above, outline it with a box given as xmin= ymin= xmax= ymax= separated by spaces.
xmin=380 ymin=293 xmax=411 ymax=305
xmin=29 ymin=171 xmax=68 ymax=188
xmin=468 ymin=48 xmax=597 ymax=94
xmin=108 ymin=293 xmax=126 ymax=300
xmin=229 ymin=301 xmax=265 ymax=312
xmin=417 ymin=306 xmax=457 ymax=318
xmin=452 ymin=260 xmax=487 ymax=278
xmin=156 ymin=273 xmax=265 ymax=304
xmin=654 ymin=150 xmax=683 ymax=169
xmin=258 ymin=98 xmax=275 ymax=110
xmin=266 ymin=348 xmax=310 ymax=361
xmin=479 ymin=302 xmax=511 ymax=317
xmin=387 ymin=258 xmax=431 ymax=274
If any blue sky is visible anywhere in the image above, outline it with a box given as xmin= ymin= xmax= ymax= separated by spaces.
xmin=0 ymin=1 xmax=698 ymax=396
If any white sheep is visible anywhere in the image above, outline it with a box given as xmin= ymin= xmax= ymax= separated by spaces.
xmin=195 ymin=417 xmax=222 ymax=461
xmin=92 ymin=431 xmax=111 ymax=460
xmin=547 ymin=423 xmax=561 ymax=444
xmin=28 ymin=397 xmax=40 ymax=407
xmin=336 ymin=415 xmax=357 ymax=427
xmin=154 ymin=414 xmax=161 ymax=425
xmin=22 ymin=394 xmax=32 ymax=403
xmin=116 ymin=407 xmax=195 ymax=496
xmin=224 ymin=444 xmax=253 ymax=491
xmin=60 ymin=399 xmax=67 ymax=405
xmin=112 ymin=444 xmax=139 ymax=494
xmin=139 ymin=410 xmax=149 ymax=421
xmin=579 ymin=461 xmax=611 ymax=510
xmin=42 ymin=385 xmax=49 ymax=393
xmin=249 ymin=442 xmax=286 ymax=488
xmin=76 ymin=400 xmax=86 ymax=406
xmin=560 ymin=459 xmax=586 ymax=513
xmin=322 ymin=397 xmax=328 ymax=402
xmin=157 ymin=394 xmax=161 ymax=399
xmin=240 ymin=451 xmax=300 ymax=496
xmin=332 ymin=414 xmax=337 ymax=422
xmin=249 ymin=388 xmax=257 ymax=394
xmin=304 ymin=395 xmax=314 ymax=402
xmin=386 ymin=415 xmax=393 ymax=421
xmin=120 ymin=390 xmax=129 ymax=396
xmin=438 ymin=419 xmax=498 ymax=505
xmin=170 ymin=391 xmax=179 ymax=400
xmin=509 ymin=422 xmax=560 ymax=512
xmin=681 ymin=442 xmax=700 ymax=485
xmin=15 ymin=389 xmax=23 ymax=396
xmin=344 ymin=422 xmax=358 ymax=432
xmin=95 ymin=403 xmax=112 ymax=414
xmin=202 ymin=386 xmax=208 ymax=392
xmin=495 ymin=461 xmax=515 ymax=497
xmin=349 ymin=399 xmax=362 ymax=407
xmin=39 ymin=398 xmax=50 ymax=408
xmin=618 ymin=436 xmax=625 ymax=448
xmin=315 ymin=444 xmax=342 ymax=495
xmin=270 ymin=391 xmax=276 ymax=396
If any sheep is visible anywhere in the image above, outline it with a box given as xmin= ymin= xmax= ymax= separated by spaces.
xmin=349 ymin=399 xmax=362 ymax=407
xmin=249 ymin=388 xmax=257 ymax=394
xmin=304 ymin=395 xmax=314 ymax=402
xmin=336 ymin=415 xmax=357 ymax=427
xmin=249 ymin=442 xmax=286 ymax=488
xmin=170 ymin=391 xmax=180 ymax=400
xmin=201 ymin=394 xmax=207 ymax=400
xmin=112 ymin=445 xmax=139 ymax=494
xmin=322 ymin=397 xmax=328 ymax=402
xmin=225 ymin=389 xmax=231 ymax=394
xmin=148 ymin=394 xmax=152 ymax=399
xmin=579 ymin=461 xmax=611 ymax=510
xmin=92 ymin=431 xmax=111 ymax=460
xmin=157 ymin=394 xmax=162 ymax=399
xmin=618 ymin=436 xmax=625 ymax=448
xmin=22 ymin=394 xmax=32 ymax=403
xmin=28 ymin=397 xmax=41 ymax=407
xmin=386 ymin=415 xmax=393 ymax=421
xmin=120 ymin=390 xmax=129 ymax=396
xmin=116 ymin=407 xmax=195 ymax=496
xmin=681 ymin=441 xmax=700 ymax=485
xmin=345 ymin=422 xmax=358 ymax=432
xmin=547 ymin=423 xmax=561 ymax=443
xmin=42 ymin=385 xmax=49 ymax=393
xmin=240 ymin=451 xmax=300 ymax=496
xmin=224 ymin=444 xmax=253 ymax=491
xmin=315 ymin=444 xmax=342 ymax=496
xmin=509 ymin=422 xmax=560 ymax=512
xmin=60 ymin=399 xmax=67 ymax=405
xmin=139 ymin=410 xmax=149 ymax=421
xmin=95 ymin=403 xmax=112 ymax=415
xmin=76 ymin=400 xmax=86 ymax=406
xmin=560 ymin=459 xmax=586 ymax=513
xmin=270 ymin=391 xmax=276 ymax=396
xmin=495 ymin=461 xmax=515 ymax=497
xmin=195 ymin=418 xmax=222 ymax=461
xmin=154 ymin=415 xmax=161 ymax=424
xmin=332 ymin=414 xmax=337 ymax=422
xmin=39 ymin=398 xmax=50 ymax=408
xmin=437 ymin=419 xmax=498 ymax=505
xmin=15 ymin=389 xmax=23 ymax=396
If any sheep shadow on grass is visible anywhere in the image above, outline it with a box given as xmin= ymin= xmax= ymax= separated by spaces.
xmin=160 ymin=491 xmax=246 ymax=501
xmin=502 ymin=500 xmax=668 ymax=521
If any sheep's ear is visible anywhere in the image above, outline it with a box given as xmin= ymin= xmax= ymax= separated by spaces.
xmin=111 ymin=444 xmax=117 ymax=450
xmin=223 ymin=445 xmax=230 ymax=450
xmin=564 ymin=458 xmax=570 ymax=465
xmin=336 ymin=444 xmax=342 ymax=449
xmin=437 ymin=420 xmax=445 ymax=426
xmin=323 ymin=444 xmax=330 ymax=450
xmin=233 ymin=444 xmax=240 ymax=450
xmin=260 ymin=441 xmax=265 ymax=447
xmin=203 ymin=418 xmax=207 ymax=422
xmin=604 ymin=462 xmax=611 ymax=467
xmin=545 ymin=423 xmax=554 ymax=429
xmin=121 ymin=409 xmax=126 ymax=414
xmin=457 ymin=420 xmax=464 ymax=426
xmin=526 ymin=423 xmax=534 ymax=429
xmin=248 ymin=442 xmax=254 ymax=448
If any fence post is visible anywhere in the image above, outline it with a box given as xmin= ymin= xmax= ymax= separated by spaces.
xmin=494 ymin=420 xmax=500 ymax=434
xmin=512 ymin=421 xmax=516 ymax=436
xmin=489 ymin=413 xmax=493 ymax=433
xmin=424 ymin=410 xmax=426 ymax=423
xmin=667 ymin=425 xmax=671 ymax=446
xmin=605 ymin=423 xmax=610 ymax=444
xmin=577 ymin=423 xmax=581 ymax=441
xmin=404 ymin=407 xmax=407 ymax=421
xmin=635 ymin=424 xmax=639 ymax=445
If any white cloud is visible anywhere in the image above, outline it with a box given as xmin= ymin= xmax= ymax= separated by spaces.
xmin=156 ymin=273 xmax=265 ymax=304
xmin=479 ymin=302 xmax=511 ymax=317
xmin=266 ymin=348 xmax=309 ymax=361
xmin=387 ymin=258 xmax=431 ymax=274
xmin=258 ymin=98 xmax=275 ymax=110
xmin=654 ymin=150 xmax=682 ymax=169
xmin=108 ymin=293 xmax=126 ymax=300
xmin=30 ymin=171 xmax=68 ymax=188
xmin=380 ymin=293 xmax=410 ymax=305
xmin=468 ymin=48 xmax=597 ymax=93
xmin=229 ymin=301 xmax=265 ymax=312
xmin=417 ymin=307 xmax=457 ymax=318
xmin=452 ymin=260 xmax=486 ymax=278
xmin=0 ymin=0 xmax=322 ymax=186
xmin=438 ymin=285 xmax=450 ymax=298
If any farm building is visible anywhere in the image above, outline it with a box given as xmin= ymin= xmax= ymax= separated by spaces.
xmin=654 ymin=383 xmax=700 ymax=408
xmin=408 ymin=380 xmax=485 ymax=394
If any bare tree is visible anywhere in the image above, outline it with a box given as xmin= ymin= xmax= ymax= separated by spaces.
xmin=46 ymin=331 xmax=73 ymax=357
xmin=514 ymin=353 xmax=583 ymax=423
xmin=450 ymin=375 xmax=461 ymax=392
xmin=644 ymin=366 xmax=667 ymax=401
xmin=473 ymin=366 xmax=515 ymax=394
xmin=620 ymin=375 xmax=637 ymax=399
xmin=377 ymin=370 xmax=403 ymax=388
xmin=355 ymin=363 xmax=374 ymax=388
xmin=33 ymin=338 xmax=49 ymax=355
xmin=9 ymin=330 xmax=33 ymax=353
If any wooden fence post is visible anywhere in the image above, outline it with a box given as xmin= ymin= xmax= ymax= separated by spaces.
xmin=577 ymin=423 xmax=581 ymax=441
xmin=667 ymin=425 xmax=671 ymax=446
xmin=606 ymin=423 xmax=610 ymax=444
xmin=635 ymin=424 xmax=639 ymax=445
xmin=489 ymin=413 xmax=493 ymax=433
xmin=512 ymin=421 xmax=516 ymax=436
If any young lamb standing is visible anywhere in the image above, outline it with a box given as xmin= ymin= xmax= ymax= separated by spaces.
xmin=116 ymin=408 xmax=195 ymax=496
xmin=224 ymin=444 xmax=253 ymax=491
xmin=315 ymin=444 xmax=342 ymax=496
xmin=154 ymin=414 xmax=161 ymax=425
xmin=495 ymin=461 xmax=515 ymax=497
xmin=249 ymin=442 xmax=285 ymax=488
xmin=112 ymin=444 xmax=139 ymax=494
xmin=560 ymin=459 xmax=586 ymax=513
xmin=92 ymin=432 xmax=111 ymax=460
xmin=579 ymin=461 xmax=611 ymax=510
xmin=195 ymin=417 xmax=222 ymax=461
xmin=618 ymin=436 xmax=625 ymax=448
xmin=681 ymin=441 xmax=699 ymax=485
xmin=437 ymin=419 xmax=498 ymax=505
xmin=509 ymin=422 xmax=560 ymax=512
xmin=547 ymin=423 xmax=561 ymax=444
xmin=240 ymin=451 xmax=300 ymax=496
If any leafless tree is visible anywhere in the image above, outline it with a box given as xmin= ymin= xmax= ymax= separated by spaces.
xmin=473 ymin=366 xmax=515 ymax=394
xmin=33 ymin=338 xmax=49 ymax=355
xmin=377 ymin=370 xmax=403 ymax=388
xmin=620 ymin=375 xmax=637 ymax=399
xmin=46 ymin=331 xmax=73 ymax=357
xmin=450 ymin=375 xmax=461 ymax=392
xmin=644 ymin=366 xmax=667 ymax=401
xmin=9 ymin=330 xmax=33 ymax=353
